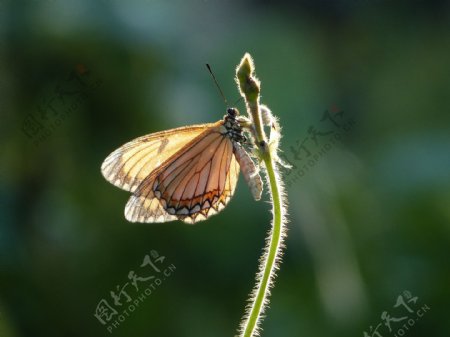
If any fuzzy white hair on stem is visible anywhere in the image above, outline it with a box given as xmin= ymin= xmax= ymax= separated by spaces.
xmin=234 ymin=53 xmax=290 ymax=337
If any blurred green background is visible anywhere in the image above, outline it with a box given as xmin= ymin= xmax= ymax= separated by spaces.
xmin=1 ymin=0 xmax=449 ymax=336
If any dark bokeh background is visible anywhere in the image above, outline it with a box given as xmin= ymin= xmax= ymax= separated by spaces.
xmin=1 ymin=0 xmax=449 ymax=336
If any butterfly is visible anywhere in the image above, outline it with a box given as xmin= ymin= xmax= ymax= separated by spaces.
xmin=101 ymin=108 xmax=263 ymax=224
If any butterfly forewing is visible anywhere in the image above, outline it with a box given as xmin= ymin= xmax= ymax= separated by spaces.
xmin=101 ymin=123 xmax=215 ymax=193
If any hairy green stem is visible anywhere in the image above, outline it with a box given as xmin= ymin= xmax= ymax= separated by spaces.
xmin=236 ymin=53 xmax=287 ymax=337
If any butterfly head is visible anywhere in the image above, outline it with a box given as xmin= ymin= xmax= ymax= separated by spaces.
xmin=227 ymin=107 xmax=239 ymax=119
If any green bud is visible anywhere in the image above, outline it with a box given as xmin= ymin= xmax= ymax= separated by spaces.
xmin=236 ymin=53 xmax=254 ymax=81
xmin=236 ymin=53 xmax=260 ymax=102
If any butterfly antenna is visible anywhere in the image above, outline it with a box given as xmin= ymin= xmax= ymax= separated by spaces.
xmin=206 ymin=63 xmax=228 ymax=106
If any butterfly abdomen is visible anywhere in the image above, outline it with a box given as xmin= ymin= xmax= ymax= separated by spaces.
xmin=233 ymin=143 xmax=263 ymax=201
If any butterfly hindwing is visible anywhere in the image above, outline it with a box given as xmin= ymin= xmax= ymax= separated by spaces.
xmin=125 ymin=125 xmax=241 ymax=224
xmin=182 ymin=148 xmax=240 ymax=224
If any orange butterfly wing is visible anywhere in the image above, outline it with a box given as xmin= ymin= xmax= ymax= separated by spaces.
xmin=125 ymin=123 xmax=240 ymax=224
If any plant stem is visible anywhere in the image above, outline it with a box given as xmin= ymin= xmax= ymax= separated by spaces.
xmin=236 ymin=53 xmax=287 ymax=337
